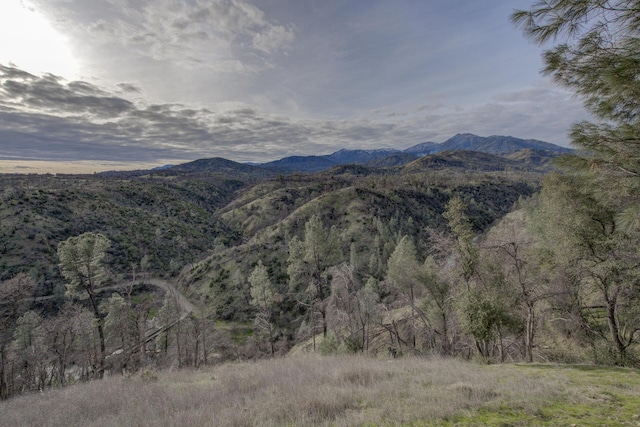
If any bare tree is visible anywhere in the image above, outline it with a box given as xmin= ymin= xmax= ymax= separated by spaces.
xmin=0 ymin=274 xmax=34 ymax=399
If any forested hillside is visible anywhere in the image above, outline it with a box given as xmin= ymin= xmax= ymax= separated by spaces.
xmin=0 ymin=128 xmax=638 ymax=406
xmin=0 ymin=172 xmax=246 ymax=286
xmin=0 ymin=148 xmax=548 ymax=397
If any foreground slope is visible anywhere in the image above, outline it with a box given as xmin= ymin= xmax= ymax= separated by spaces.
xmin=2 ymin=355 xmax=639 ymax=426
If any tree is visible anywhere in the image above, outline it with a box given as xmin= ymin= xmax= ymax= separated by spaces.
xmin=535 ymin=174 xmax=640 ymax=363
xmin=418 ymin=256 xmax=452 ymax=355
xmin=357 ymin=279 xmax=381 ymax=353
xmin=443 ymin=197 xmax=478 ymax=289
xmin=387 ymin=236 xmax=424 ymax=349
xmin=513 ymin=0 xmax=640 ymax=365
xmin=482 ymin=210 xmax=549 ymax=362
xmin=456 ymin=280 xmax=517 ymax=361
xmin=155 ymin=292 xmax=182 ymax=367
xmin=0 ymin=274 xmax=34 ymax=399
xmin=512 ymin=1 xmax=640 ymax=241
xmin=57 ymin=232 xmax=111 ymax=376
xmin=11 ymin=310 xmax=47 ymax=392
xmin=43 ymin=304 xmax=85 ymax=386
xmin=101 ymin=293 xmax=137 ymax=372
xmin=443 ymin=197 xmax=521 ymax=360
xmin=288 ymin=215 xmax=342 ymax=344
xmin=327 ymin=264 xmax=381 ymax=353
xmin=387 ymin=236 xmax=420 ymax=307
xmin=249 ymin=261 xmax=278 ymax=355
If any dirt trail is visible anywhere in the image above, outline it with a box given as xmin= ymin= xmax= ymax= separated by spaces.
xmin=144 ymin=278 xmax=195 ymax=318
xmin=20 ymin=278 xmax=195 ymax=320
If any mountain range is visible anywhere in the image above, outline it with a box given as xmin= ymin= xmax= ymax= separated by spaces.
xmin=253 ymin=133 xmax=572 ymax=173
xmin=100 ymin=133 xmax=571 ymax=178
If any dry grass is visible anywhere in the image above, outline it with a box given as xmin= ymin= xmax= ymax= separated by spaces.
xmin=0 ymin=355 xmax=621 ymax=426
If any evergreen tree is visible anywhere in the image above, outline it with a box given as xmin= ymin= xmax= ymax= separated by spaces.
xmin=443 ymin=197 xmax=478 ymax=289
xmin=57 ymin=232 xmax=111 ymax=377
xmin=249 ymin=261 xmax=278 ymax=355
xmin=512 ymin=1 xmax=640 ymax=231
xmin=514 ymin=0 xmax=640 ymax=364
xmin=287 ymin=215 xmax=342 ymax=342
xmin=387 ymin=236 xmax=420 ymax=308
xmin=535 ymin=174 xmax=640 ymax=363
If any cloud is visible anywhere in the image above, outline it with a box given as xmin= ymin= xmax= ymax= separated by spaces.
xmin=116 ymin=82 xmax=141 ymax=93
xmin=32 ymin=0 xmax=295 ymax=73
xmin=0 ymin=65 xmax=134 ymax=118
xmin=252 ymin=24 xmax=295 ymax=54
xmin=0 ymin=64 xmax=589 ymax=167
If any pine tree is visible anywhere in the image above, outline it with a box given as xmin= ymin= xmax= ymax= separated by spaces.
xmin=514 ymin=0 xmax=640 ymax=364
xmin=512 ymin=1 xmax=640 ymax=232
xmin=443 ymin=197 xmax=478 ymax=289
xmin=287 ymin=215 xmax=342 ymax=342
xmin=57 ymin=232 xmax=111 ymax=377
xmin=249 ymin=261 xmax=278 ymax=355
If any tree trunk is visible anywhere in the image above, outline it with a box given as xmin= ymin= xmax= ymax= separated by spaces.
xmin=96 ymin=323 xmax=106 ymax=377
xmin=139 ymin=312 xmax=146 ymax=368
xmin=176 ymin=321 xmax=182 ymax=368
xmin=201 ymin=315 xmax=207 ymax=365
xmin=606 ymin=293 xmax=626 ymax=363
xmin=524 ymin=304 xmax=535 ymax=363
xmin=269 ymin=324 xmax=275 ymax=356
xmin=87 ymin=292 xmax=106 ymax=378
xmin=497 ymin=329 xmax=505 ymax=363
xmin=441 ymin=311 xmax=449 ymax=356
xmin=0 ymin=348 xmax=7 ymax=400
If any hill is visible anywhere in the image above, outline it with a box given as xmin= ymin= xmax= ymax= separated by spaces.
xmin=180 ymin=152 xmax=541 ymax=321
xmin=163 ymin=157 xmax=275 ymax=178
xmin=0 ymin=146 xmax=551 ymax=305
xmin=259 ymin=148 xmax=402 ymax=173
xmin=0 ymin=172 xmax=247 ymax=288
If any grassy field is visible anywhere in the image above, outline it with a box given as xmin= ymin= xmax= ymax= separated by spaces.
xmin=2 ymin=355 xmax=639 ymax=426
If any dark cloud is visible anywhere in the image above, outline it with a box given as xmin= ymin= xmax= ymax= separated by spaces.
xmin=0 ymin=64 xmax=587 ymax=166
xmin=116 ymin=82 xmax=141 ymax=93
xmin=0 ymin=64 xmax=36 ymax=80
xmin=0 ymin=65 xmax=134 ymax=118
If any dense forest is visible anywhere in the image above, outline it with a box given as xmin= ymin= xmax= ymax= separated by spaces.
xmin=1 ymin=0 xmax=640 ymax=404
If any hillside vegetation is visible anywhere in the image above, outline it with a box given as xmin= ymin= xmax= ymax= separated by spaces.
xmin=0 ymin=171 xmax=247 ymax=286
xmin=0 ymin=148 xmax=551 ymax=398
xmin=0 ymin=134 xmax=638 ymax=404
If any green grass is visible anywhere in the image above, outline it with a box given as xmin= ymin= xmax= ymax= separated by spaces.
xmin=3 ymin=355 xmax=640 ymax=426
xmin=442 ymin=364 xmax=640 ymax=426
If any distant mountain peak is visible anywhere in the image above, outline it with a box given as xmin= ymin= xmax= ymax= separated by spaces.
xmin=253 ymin=134 xmax=571 ymax=173
xmin=404 ymin=134 xmax=571 ymax=157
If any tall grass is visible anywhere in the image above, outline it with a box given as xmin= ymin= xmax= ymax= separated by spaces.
xmin=0 ymin=355 xmax=611 ymax=426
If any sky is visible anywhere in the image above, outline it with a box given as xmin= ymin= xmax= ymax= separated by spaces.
xmin=0 ymin=0 xmax=591 ymax=173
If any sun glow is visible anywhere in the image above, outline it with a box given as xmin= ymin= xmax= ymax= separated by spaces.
xmin=0 ymin=0 xmax=78 ymax=78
